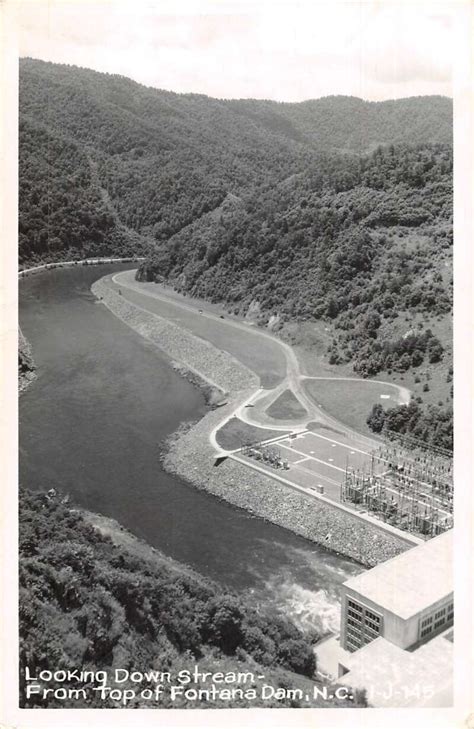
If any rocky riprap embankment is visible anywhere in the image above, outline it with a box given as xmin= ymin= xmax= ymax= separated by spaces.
xmin=163 ymin=399 xmax=409 ymax=568
xmin=92 ymin=277 xmax=257 ymax=394
xmin=93 ymin=276 xmax=409 ymax=567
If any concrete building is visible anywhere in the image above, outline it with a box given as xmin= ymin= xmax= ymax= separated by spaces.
xmin=314 ymin=530 xmax=454 ymax=707
xmin=340 ymin=529 xmax=453 ymax=652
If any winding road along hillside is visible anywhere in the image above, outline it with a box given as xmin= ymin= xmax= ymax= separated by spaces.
xmin=95 ymin=267 xmax=422 ymax=551
xmin=107 ymin=270 xmax=410 ymax=454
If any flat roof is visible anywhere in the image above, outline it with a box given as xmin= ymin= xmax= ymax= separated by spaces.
xmin=343 ymin=530 xmax=452 ymax=619
xmin=336 ymin=633 xmax=453 ymax=708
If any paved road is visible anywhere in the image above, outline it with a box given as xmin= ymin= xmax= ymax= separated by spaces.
xmin=110 ymin=270 xmax=408 ymax=454
xmin=102 ymin=270 xmax=428 ymax=545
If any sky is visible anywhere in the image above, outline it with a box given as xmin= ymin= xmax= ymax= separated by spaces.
xmin=16 ymin=0 xmax=454 ymax=102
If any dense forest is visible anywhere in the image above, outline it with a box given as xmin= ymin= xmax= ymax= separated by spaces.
xmin=19 ymin=118 xmax=150 ymax=262
xmin=19 ymin=489 xmax=366 ymax=709
xmin=367 ymin=401 xmax=453 ymax=452
xmin=19 ymin=59 xmax=453 ymax=445
xmin=139 ymin=143 xmax=452 ymax=376
xmin=19 ymin=58 xmax=451 ymax=264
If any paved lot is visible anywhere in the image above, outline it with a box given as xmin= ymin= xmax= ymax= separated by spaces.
xmin=240 ymin=429 xmax=381 ymax=503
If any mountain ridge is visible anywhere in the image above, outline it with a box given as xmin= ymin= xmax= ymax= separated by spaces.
xmin=21 ymin=57 xmax=451 ymax=105
xmin=19 ymin=60 xmax=452 ymax=445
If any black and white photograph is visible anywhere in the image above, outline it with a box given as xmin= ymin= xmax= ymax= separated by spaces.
xmin=1 ymin=1 xmax=472 ymax=727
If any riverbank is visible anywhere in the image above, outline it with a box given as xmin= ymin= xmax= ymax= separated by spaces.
xmin=18 ymin=329 xmax=36 ymax=394
xmin=18 ymin=256 xmax=145 ymax=277
xmin=92 ymin=275 xmax=409 ymax=567
xmin=22 ymin=489 xmax=367 ymax=710
xmin=163 ymin=402 xmax=407 ymax=567
xmin=18 ymin=259 xmax=144 ymax=392
xmin=92 ymin=276 xmax=258 ymax=394
xmin=170 ymin=363 xmax=227 ymax=408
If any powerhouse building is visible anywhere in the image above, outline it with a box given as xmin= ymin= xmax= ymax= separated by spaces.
xmin=339 ymin=529 xmax=453 ymax=653
xmin=315 ymin=530 xmax=454 ymax=707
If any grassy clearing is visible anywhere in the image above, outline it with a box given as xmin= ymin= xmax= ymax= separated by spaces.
xmin=303 ymin=379 xmax=404 ymax=436
xmin=266 ymin=389 xmax=308 ymax=420
xmin=216 ymin=417 xmax=288 ymax=450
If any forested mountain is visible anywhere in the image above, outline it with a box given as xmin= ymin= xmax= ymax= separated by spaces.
xmin=19 ymin=58 xmax=451 ymax=263
xmin=140 ymin=143 xmax=451 ymax=370
xmin=140 ymin=142 xmax=452 ymax=423
xmin=19 ymin=489 xmax=367 ymax=709
xmin=19 ymin=59 xmax=452 ymax=444
xmin=225 ymin=95 xmax=452 ymax=152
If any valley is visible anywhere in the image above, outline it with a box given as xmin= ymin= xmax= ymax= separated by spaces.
xmin=16 ymin=58 xmax=454 ymax=711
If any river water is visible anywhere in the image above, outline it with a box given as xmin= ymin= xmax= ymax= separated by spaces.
xmin=19 ymin=264 xmax=361 ymax=635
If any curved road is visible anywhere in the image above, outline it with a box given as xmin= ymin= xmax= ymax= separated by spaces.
xmin=109 ymin=270 xmax=410 ymax=455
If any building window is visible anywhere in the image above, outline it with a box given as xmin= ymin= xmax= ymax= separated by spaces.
xmin=365 ymin=618 xmax=380 ymax=631
xmin=419 ymin=601 xmax=454 ymax=641
xmin=365 ymin=610 xmax=381 ymax=623
xmin=347 ymin=638 xmax=360 ymax=651
xmin=348 ymin=617 xmax=361 ymax=628
xmin=344 ymin=598 xmax=383 ymax=652
xmin=348 ymin=608 xmax=363 ymax=620
xmin=347 ymin=626 xmax=362 ymax=636
xmin=365 ymin=626 xmax=380 ymax=638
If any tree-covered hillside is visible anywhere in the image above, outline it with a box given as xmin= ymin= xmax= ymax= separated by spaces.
xmin=19 ymin=489 xmax=366 ymax=709
xmin=19 ymin=59 xmax=451 ymax=263
xmin=226 ymin=95 xmax=452 ymax=152
xmin=19 ymin=118 xmax=148 ymax=262
xmin=139 ymin=144 xmax=452 ymax=390
xmin=19 ymin=60 xmax=452 ymax=445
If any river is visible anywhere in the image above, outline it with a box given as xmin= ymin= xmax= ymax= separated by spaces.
xmin=19 ymin=264 xmax=362 ymax=635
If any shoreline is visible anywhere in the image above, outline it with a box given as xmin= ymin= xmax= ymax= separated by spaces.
xmin=18 ymin=255 xmax=145 ymax=278
xmin=170 ymin=363 xmax=227 ymax=408
xmin=18 ymin=329 xmax=37 ymax=395
xmin=92 ymin=275 xmax=410 ymax=568
xmin=18 ymin=258 xmax=145 ymax=393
